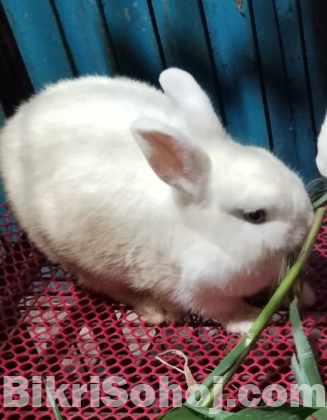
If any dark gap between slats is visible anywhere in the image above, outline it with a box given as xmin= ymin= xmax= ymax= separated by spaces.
xmin=48 ymin=0 xmax=78 ymax=77
xmin=95 ymin=0 xmax=120 ymax=75
xmin=197 ymin=0 xmax=227 ymax=125
xmin=247 ymin=0 xmax=274 ymax=151
xmin=271 ymin=0 xmax=302 ymax=171
xmin=146 ymin=0 xmax=167 ymax=70
xmin=295 ymin=0 xmax=318 ymax=141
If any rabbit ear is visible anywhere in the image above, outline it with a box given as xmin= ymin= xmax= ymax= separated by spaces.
xmin=159 ymin=68 xmax=226 ymax=139
xmin=131 ymin=118 xmax=211 ymax=199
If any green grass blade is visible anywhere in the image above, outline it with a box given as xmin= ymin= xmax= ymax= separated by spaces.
xmin=181 ymin=406 xmax=235 ymax=419
xmin=291 ymin=354 xmax=307 ymax=389
xmin=201 ymin=337 xmax=249 ymax=387
xmin=307 ymin=407 xmax=327 ymax=419
xmin=290 ymin=300 xmax=324 ymax=389
xmin=220 ymin=405 xmax=315 ymax=420
xmin=43 ymin=377 xmax=63 ymax=420
xmin=157 ymin=406 xmax=209 ymax=419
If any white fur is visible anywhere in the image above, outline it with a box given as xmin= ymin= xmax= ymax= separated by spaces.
xmin=317 ymin=111 xmax=327 ymax=178
xmin=0 ymin=69 xmax=314 ymax=333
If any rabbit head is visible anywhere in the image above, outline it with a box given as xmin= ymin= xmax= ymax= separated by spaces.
xmin=131 ymin=68 xmax=314 ymax=285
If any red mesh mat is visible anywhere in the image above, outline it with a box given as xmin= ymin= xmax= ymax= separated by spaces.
xmin=0 ymin=203 xmax=326 ymax=419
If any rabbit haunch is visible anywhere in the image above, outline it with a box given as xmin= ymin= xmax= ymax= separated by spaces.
xmin=0 ymin=68 xmax=314 ymax=333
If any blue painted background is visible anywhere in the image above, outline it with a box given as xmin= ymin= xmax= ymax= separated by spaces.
xmin=1 ymin=0 xmax=327 ymax=182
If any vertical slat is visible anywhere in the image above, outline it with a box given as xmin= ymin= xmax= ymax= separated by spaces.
xmin=298 ymin=0 xmax=327 ymax=136
xmin=273 ymin=0 xmax=318 ymax=181
xmin=0 ymin=0 xmax=73 ymax=91
xmin=250 ymin=0 xmax=300 ymax=172
xmin=202 ymin=0 xmax=270 ymax=149
xmin=150 ymin=0 xmax=222 ymax=115
xmin=53 ymin=0 xmax=117 ymax=76
xmin=100 ymin=0 xmax=163 ymax=83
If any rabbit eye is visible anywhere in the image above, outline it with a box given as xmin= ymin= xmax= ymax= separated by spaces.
xmin=243 ymin=209 xmax=267 ymax=224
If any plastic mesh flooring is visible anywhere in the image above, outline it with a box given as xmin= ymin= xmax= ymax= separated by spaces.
xmin=0 ymin=203 xmax=326 ymax=419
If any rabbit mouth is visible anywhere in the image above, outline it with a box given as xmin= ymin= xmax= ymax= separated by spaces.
xmin=277 ymin=254 xmax=289 ymax=283
xmin=263 ymin=248 xmax=297 ymax=284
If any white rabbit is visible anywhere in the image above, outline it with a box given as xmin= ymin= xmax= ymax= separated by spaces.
xmin=316 ymin=112 xmax=327 ymax=178
xmin=0 ymin=68 xmax=314 ymax=333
